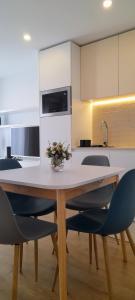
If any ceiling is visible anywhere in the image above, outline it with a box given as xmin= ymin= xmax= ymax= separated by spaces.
xmin=0 ymin=0 xmax=135 ymax=78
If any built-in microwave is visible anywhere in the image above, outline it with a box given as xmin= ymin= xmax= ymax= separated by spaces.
xmin=40 ymin=86 xmax=72 ymax=117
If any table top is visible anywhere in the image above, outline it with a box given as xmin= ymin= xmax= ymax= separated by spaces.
xmin=0 ymin=165 xmax=123 ymax=190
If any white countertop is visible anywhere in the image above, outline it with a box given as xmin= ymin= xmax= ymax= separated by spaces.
xmin=0 ymin=165 xmax=123 ymax=190
xmin=73 ymin=147 xmax=135 ymax=151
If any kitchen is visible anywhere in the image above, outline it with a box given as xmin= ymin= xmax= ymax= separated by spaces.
xmin=0 ymin=1 xmax=135 ymax=300
xmin=39 ymin=30 xmax=135 ymax=175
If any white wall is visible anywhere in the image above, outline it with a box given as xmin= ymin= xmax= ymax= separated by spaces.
xmin=0 ymin=50 xmax=39 ymax=157
xmin=0 ymin=128 xmax=11 ymax=157
xmin=0 ymin=79 xmax=3 ymax=103
xmin=0 ymin=51 xmax=39 ymax=111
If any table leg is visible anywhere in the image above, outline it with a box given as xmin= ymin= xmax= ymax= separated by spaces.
xmin=57 ymin=190 xmax=67 ymax=300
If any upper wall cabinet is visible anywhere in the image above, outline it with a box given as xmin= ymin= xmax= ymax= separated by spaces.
xmin=81 ymin=36 xmax=119 ymax=100
xmin=39 ymin=42 xmax=71 ymax=91
xmin=119 ymin=30 xmax=135 ymax=95
xmin=81 ymin=42 xmax=97 ymax=100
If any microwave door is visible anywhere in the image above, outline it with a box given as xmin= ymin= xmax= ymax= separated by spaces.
xmin=40 ymin=87 xmax=72 ymax=117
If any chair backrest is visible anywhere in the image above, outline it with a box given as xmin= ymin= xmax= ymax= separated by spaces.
xmin=82 ymin=155 xmax=110 ymax=166
xmin=81 ymin=155 xmax=113 ymax=208
xmin=99 ymin=169 xmax=135 ymax=235
xmin=0 ymin=159 xmax=22 ymax=171
xmin=0 ymin=188 xmax=27 ymax=244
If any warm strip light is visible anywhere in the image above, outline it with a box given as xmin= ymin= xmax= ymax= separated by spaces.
xmin=91 ymin=95 xmax=135 ymax=106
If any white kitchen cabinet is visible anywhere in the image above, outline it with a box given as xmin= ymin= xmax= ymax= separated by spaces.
xmin=81 ymin=42 xmax=97 ymax=100
xmin=81 ymin=36 xmax=118 ymax=100
xmin=109 ymin=150 xmax=135 ymax=174
xmin=72 ymin=149 xmax=110 ymax=166
xmin=73 ymin=149 xmax=135 ymax=177
xmin=39 ymin=42 xmax=91 ymax=165
xmin=40 ymin=115 xmax=72 ymax=165
xmin=119 ymin=30 xmax=135 ymax=95
xmin=39 ymin=42 xmax=71 ymax=91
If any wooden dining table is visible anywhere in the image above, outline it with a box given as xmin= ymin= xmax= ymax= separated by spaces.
xmin=0 ymin=164 xmax=123 ymax=300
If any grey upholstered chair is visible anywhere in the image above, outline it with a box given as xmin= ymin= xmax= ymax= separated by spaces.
xmin=67 ymin=155 xmax=113 ymax=211
xmin=66 ymin=155 xmax=116 ymax=268
xmin=0 ymin=159 xmax=56 ymax=218
xmin=67 ymin=169 xmax=135 ymax=300
xmin=0 ymin=187 xmax=57 ymax=300
xmin=0 ymin=158 xmax=56 ymax=279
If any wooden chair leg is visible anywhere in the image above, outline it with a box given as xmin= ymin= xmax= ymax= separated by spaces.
xmin=93 ymin=235 xmax=99 ymax=270
xmin=12 ymin=244 xmax=20 ymax=300
xmin=19 ymin=244 xmax=23 ymax=274
xmin=89 ymin=234 xmax=92 ymax=264
xmin=52 ymin=264 xmax=59 ymax=292
xmin=52 ymin=233 xmax=57 ymax=255
xmin=54 ymin=210 xmax=57 ymax=223
xmin=52 ymin=232 xmax=69 ymax=255
xmin=126 ymin=228 xmax=135 ymax=256
xmin=66 ymin=230 xmax=69 ymax=254
xmin=52 ymin=211 xmax=57 ymax=254
xmin=51 ymin=234 xmax=69 ymax=295
xmin=51 ymin=233 xmax=58 ymax=258
xmin=34 ymin=240 xmax=38 ymax=282
xmin=114 ymin=234 xmax=119 ymax=245
xmin=120 ymin=231 xmax=127 ymax=263
xmin=102 ymin=236 xmax=112 ymax=300
xmin=51 ymin=233 xmax=59 ymax=291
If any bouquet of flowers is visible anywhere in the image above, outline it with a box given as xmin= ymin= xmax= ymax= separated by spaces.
xmin=46 ymin=142 xmax=72 ymax=171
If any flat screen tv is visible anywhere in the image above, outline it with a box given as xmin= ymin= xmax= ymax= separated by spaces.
xmin=11 ymin=126 xmax=40 ymax=157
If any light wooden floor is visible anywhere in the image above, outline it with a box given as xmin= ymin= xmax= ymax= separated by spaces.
xmin=0 ymin=213 xmax=135 ymax=300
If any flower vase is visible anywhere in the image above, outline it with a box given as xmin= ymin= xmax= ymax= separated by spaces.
xmin=51 ymin=159 xmax=64 ymax=172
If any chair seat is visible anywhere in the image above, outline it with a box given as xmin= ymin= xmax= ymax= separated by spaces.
xmin=66 ymin=185 xmax=113 ymax=211
xmin=16 ymin=216 xmax=57 ymax=242
xmin=67 ymin=208 xmax=109 ymax=234
xmin=7 ymin=192 xmax=56 ymax=217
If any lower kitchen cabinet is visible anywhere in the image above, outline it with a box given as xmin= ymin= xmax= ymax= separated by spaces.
xmin=72 ymin=149 xmax=110 ymax=166
xmin=109 ymin=150 xmax=135 ymax=175
xmin=72 ymin=148 xmax=135 ymax=177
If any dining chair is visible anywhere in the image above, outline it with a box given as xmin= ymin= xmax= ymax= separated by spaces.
xmin=66 ymin=155 xmax=116 ymax=268
xmin=67 ymin=169 xmax=135 ymax=300
xmin=0 ymin=187 xmax=57 ymax=300
xmin=0 ymin=158 xmax=56 ymax=279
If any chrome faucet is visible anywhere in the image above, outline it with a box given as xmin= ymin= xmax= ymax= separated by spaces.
xmin=101 ymin=120 xmax=108 ymax=147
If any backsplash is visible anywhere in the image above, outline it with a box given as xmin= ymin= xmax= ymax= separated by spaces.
xmin=92 ymin=102 xmax=135 ymax=147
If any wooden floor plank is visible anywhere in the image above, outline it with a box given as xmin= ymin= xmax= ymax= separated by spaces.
xmin=0 ymin=213 xmax=135 ymax=300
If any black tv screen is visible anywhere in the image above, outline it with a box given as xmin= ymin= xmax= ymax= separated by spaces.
xmin=11 ymin=126 xmax=40 ymax=157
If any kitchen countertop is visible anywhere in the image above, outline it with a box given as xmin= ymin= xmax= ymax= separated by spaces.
xmin=72 ymin=147 xmax=135 ymax=151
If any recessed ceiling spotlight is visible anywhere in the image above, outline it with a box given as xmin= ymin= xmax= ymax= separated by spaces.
xmin=23 ymin=33 xmax=32 ymax=41
xmin=103 ymin=0 xmax=112 ymax=9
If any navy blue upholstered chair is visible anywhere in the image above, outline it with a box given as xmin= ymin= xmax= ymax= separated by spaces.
xmin=66 ymin=155 xmax=116 ymax=268
xmin=67 ymin=169 xmax=135 ymax=300
xmin=0 ymin=187 xmax=57 ymax=300
xmin=67 ymin=155 xmax=113 ymax=211
xmin=0 ymin=159 xmax=56 ymax=218
xmin=0 ymin=159 xmax=56 ymax=279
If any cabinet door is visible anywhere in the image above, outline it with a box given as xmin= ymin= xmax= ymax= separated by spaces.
xmin=39 ymin=42 xmax=71 ymax=91
xmin=110 ymin=150 xmax=135 ymax=177
xmin=81 ymin=36 xmax=118 ymax=100
xmin=119 ymin=30 xmax=135 ymax=95
xmin=96 ymin=36 xmax=118 ymax=99
xmin=81 ymin=42 xmax=97 ymax=100
xmin=40 ymin=115 xmax=71 ymax=165
xmin=72 ymin=149 xmax=110 ymax=166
